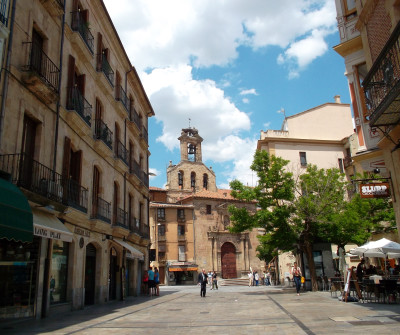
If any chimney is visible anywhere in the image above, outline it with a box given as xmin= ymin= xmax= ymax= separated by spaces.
xmin=334 ymin=95 xmax=341 ymax=104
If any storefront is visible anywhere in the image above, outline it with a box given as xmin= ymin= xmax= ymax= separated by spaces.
xmin=0 ymin=177 xmax=35 ymax=319
xmin=168 ymin=262 xmax=198 ymax=285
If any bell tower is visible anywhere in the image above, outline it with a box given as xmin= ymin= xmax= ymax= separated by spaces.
xmin=178 ymin=127 xmax=203 ymax=162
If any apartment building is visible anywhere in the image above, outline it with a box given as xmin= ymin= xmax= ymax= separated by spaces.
xmin=257 ymin=97 xmax=354 ymax=286
xmin=0 ymin=0 xmax=154 ymax=319
xmin=334 ymin=0 xmax=400 ymax=235
xmin=149 ymin=128 xmax=263 ymax=285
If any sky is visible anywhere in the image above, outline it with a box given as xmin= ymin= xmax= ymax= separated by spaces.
xmin=103 ymin=0 xmax=351 ymax=190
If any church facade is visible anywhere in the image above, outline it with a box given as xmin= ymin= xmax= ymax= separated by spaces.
xmin=149 ymin=128 xmax=264 ymax=285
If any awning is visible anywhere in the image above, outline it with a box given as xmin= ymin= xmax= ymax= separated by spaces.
xmin=0 ymin=178 xmax=33 ymax=242
xmin=114 ymin=238 xmax=144 ymax=260
xmin=169 ymin=267 xmax=198 ymax=272
xmin=33 ymin=209 xmax=73 ymax=242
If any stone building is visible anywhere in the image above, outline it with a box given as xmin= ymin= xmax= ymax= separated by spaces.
xmin=257 ymin=97 xmax=354 ymax=287
xmin=0 ymin=0 xmax=153 ymax=319
xmin=149 ymin=128 xmax=264 ymax=285
xmin=333 ymin=0 xmax=400 ymax=236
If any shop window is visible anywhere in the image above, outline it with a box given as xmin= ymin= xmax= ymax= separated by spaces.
xmin=50 ymin=240 xmax=69 ymax=304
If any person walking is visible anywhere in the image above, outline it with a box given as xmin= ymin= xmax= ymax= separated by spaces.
xmin=212 ymin=271 xmax=218 ymax=290
xmin=291 ymin=262 xmax=302 ymax=296
xmin=207 ymin=270 xmax=213 ymax=289
xmin=154 ymin=267 xmax=160 ymax=296
xmin=142 ymin=270 xmax=148 ymax=295
xmin=198 ymin=269 xmax=208 ymax=297
xmin=148 ymin=267 xmax=155 ymax=296
xmin=255 ymin=271 xmax=259 ymax=286
xmin=248 ymin=271 xmax=253 ymax=287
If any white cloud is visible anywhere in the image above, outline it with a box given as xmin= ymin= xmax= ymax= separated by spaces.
xmin=240 ymin=88 xmax=258 ymax=96
xmin=141 ymin=65 xmax=251 ymax=152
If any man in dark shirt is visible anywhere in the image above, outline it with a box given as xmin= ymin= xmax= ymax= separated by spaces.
xmin=198 ymin=268 xmax=208 ymax=297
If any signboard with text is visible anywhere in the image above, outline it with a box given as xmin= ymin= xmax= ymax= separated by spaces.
xmin=359 ymin=182 xmax=390 ymax=198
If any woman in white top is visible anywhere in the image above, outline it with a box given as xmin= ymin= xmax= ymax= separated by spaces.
xmin=291 ymin=262 xmax=302 ymax=296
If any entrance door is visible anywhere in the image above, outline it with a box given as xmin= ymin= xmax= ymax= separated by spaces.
xmin=84 ymin=243 xmax=96 ymax=305
xmin=109 ymin=247 xmax=117 ymax=300
xmin=221 ymin=242 xmax=237 ymax=279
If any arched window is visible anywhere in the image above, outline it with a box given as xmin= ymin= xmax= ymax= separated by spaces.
xmin=203 ymin=174 xmax=208 ymax=190
xmin=178 ymin=171 xmax=183 ymax=189
xmin=191 ymin=172 xmax=196 ymax=189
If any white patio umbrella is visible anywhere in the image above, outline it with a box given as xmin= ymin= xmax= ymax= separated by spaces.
xmin=350 ymin=238 xmax=400 ymax=274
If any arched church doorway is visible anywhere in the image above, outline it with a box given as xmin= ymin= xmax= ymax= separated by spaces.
xmin=221 ymin=242 xmax=237 ymax=279
xmin=85 ymin=243 xmax=96 ymax=305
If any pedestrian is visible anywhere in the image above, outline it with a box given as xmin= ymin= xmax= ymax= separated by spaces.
xmin=248 ymin=271 xmax=253 ymax=287
xmin=198 ymin=269 xmax=208 ymax=297
xmin=154 ymin=267 xmax=160 ymax=296
xmin=148 ymin=267 xmax=155 ymax=296
xmin=212 ymin=271 xmax=218 ymax=290
xmin=208 ymin=270 xmax=213 ymax=289
xmin=265 ymin=271 xmax=271 ymax=286
xmin=356 ymin=259 xmax=365 ymax=282
xmin=291 ymin=262 xmax=302 ymax=296
xmin=142 ymin=270 xmax=148 ymax=295
xmin=255 ymin=271 xmax=259 ymax=286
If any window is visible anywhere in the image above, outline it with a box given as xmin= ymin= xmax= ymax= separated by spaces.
xmin=203 ymin=174 xmax=208 ymax=190
xmin=191 ymin=172 xmax=196 ymax=188
xmin=157 ymin=208 xmax=165 ymax=220
xmin=178 ymin=225 xmax=185 ymax=236
xmin=344 ymin=0 xmax=356 ymax=18
xmin=338 ymin=158 xmax=344 ymax=173
xmin=206 ymin=205 xmax=212 ymax=214
xmin=178 ymin=171 xmax=183 ymax=188
xmin=299 ymin=152 xmax=307 ymax=167
xmin=178 ymin=245 xmax=186 ymax=261
xmin=50 ymin=240 xmax=69 ymax=305
xmin=177 ymin=209 xmax=185 ymax=220
xmin=158 ymin=224 xmax=165 ymax=236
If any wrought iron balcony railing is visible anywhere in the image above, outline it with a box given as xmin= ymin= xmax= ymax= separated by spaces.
xmin=116 ymin=140 xmax=129 ymax=165
xmin=141 ymin=170 xmax=149 ymax=187
xmin=91 ymin=196 xmax=111 ymax=223
xmin=94 ymin=119 xmax=113 ymax=149
xmin=362 ymin=20 xmax=400 ymax=127
xmin=114 ymin=207 xmax=128 ymax=229
xmin=129 ymin=106 xmax=141 ymax=129
xmin=67 ymin=87 xmax=92 ymax=126
xmin=0 ymin=0 xmax=8 ymax=26
xmin=116 ymin=85 xmax=129 ymax=112
xmin=71 ymin=11 xmax=94 ymax=53
xmin=129 ymin=215 xmax=140 ymax=235
xmin=97 ymin=54 xmax=114 ymax=86
xmin=0 ymin=153 xmax=88 ymax=212
xmin=23 ymin=42 xmax=60 ymax=92
xmin=129 ymin=159 xmax=141 ymax=180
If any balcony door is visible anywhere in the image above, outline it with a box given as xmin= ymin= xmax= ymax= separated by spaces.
xmin=20 ymin=115 xmax=37 ymax=188
xmin=31 ymin=29 xmax=43 ymax=75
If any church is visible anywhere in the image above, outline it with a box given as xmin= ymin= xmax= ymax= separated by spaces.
xmin=149 ymin=128 xmax=264 ymax=285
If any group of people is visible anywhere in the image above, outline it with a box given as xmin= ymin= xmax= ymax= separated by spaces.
xmin=142 ymin=267 xmax=160 ymax=296
xmin=248 ymin=270 xmax=272 ymax=286
xmin=198 ymin=269 xmax=218 ymax=297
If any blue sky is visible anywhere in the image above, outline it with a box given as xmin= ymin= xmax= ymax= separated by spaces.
xmin=104 ymin=0 xmax=351 ymax=189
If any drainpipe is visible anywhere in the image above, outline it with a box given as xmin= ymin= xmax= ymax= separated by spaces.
xmin=0 ymin=0 xmax=17 ymax=148
xmin=52 ymin=1 xmax=66 ymax=173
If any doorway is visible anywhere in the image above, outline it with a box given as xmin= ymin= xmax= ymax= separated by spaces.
xmin=221 ymin=242 xmax=237 ymax=279
xmin=109 ymin=247 xmax=117 ymax=300
xmin=84 ymin=243 xmax=96 ymax=305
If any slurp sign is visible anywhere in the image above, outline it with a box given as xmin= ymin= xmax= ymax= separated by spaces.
xmin=359 ymin=183 xmax=390 ymax=198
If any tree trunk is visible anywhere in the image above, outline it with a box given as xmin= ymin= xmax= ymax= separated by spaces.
xmin=303 ymin=241 xmax=318 ymax=291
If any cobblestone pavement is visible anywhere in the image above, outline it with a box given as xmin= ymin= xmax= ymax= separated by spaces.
xmin=2 ymin=285 xmax=400 ymax=334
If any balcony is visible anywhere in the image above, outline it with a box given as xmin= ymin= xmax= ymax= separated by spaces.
xmin=67 ymin=87 xmax=92 ymax=127
xmin=115 ymin=140 xmax=129 ymax=166
xmin=0 ymin=153 xmax=88 ymax=212
xmin=177 ymin=215 xmax=186 ymax=223
xmin=21 ymin=42 xmax=60 ymax=104
xmin=71 ymin=11 xmax=94 ymax=54
xmin=116 ymin=85 xmax=129 ymax=112
xmin=113 ymin=207 xmax=128 ymax=229
xmin=94 ymin=119 xmax=113 ymax=150
xmin=128 ymin=216 xmax=140 ymax=235
xmin=363 ymin=20 xmax=400 ymax=127
xmin=0 ymin=0 xmax=8 ymax=25
xmin=129 ymin=159 xmax=141 ymax=180
xmin=128 ymin=106 xmax=141 ymax=131
xmin=91 ymin=196 xmax=111 ymax=223
xmin=40 ymin=0 xmax=64 ymax=16
xmin=140 ymin=170 xmax=149 ymax=188
xmin=178 ymin=234 xmax=186 ymax=241
xmin=97 ymin=54 xmax=114 ymax=86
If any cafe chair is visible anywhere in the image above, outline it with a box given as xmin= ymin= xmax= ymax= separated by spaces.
xmin=380 ymin=279 xmax=398 ymax=304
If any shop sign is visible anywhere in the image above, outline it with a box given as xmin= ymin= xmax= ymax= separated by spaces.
xmin=359 ymin=183 xmax=390 ymax=198
xmin=34 ymin=226 xmax=62 ymax=240
xmin=74 ymin=227 xmax=90 ymax=237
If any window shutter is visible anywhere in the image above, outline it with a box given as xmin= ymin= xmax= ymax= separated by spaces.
xmin=97 ymin=32 xmax=103 ymax=71
xmin=62 ymin=136 xmax=71 ymax=180
xmin=67 ymin=55 xmax=75 ymax=105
